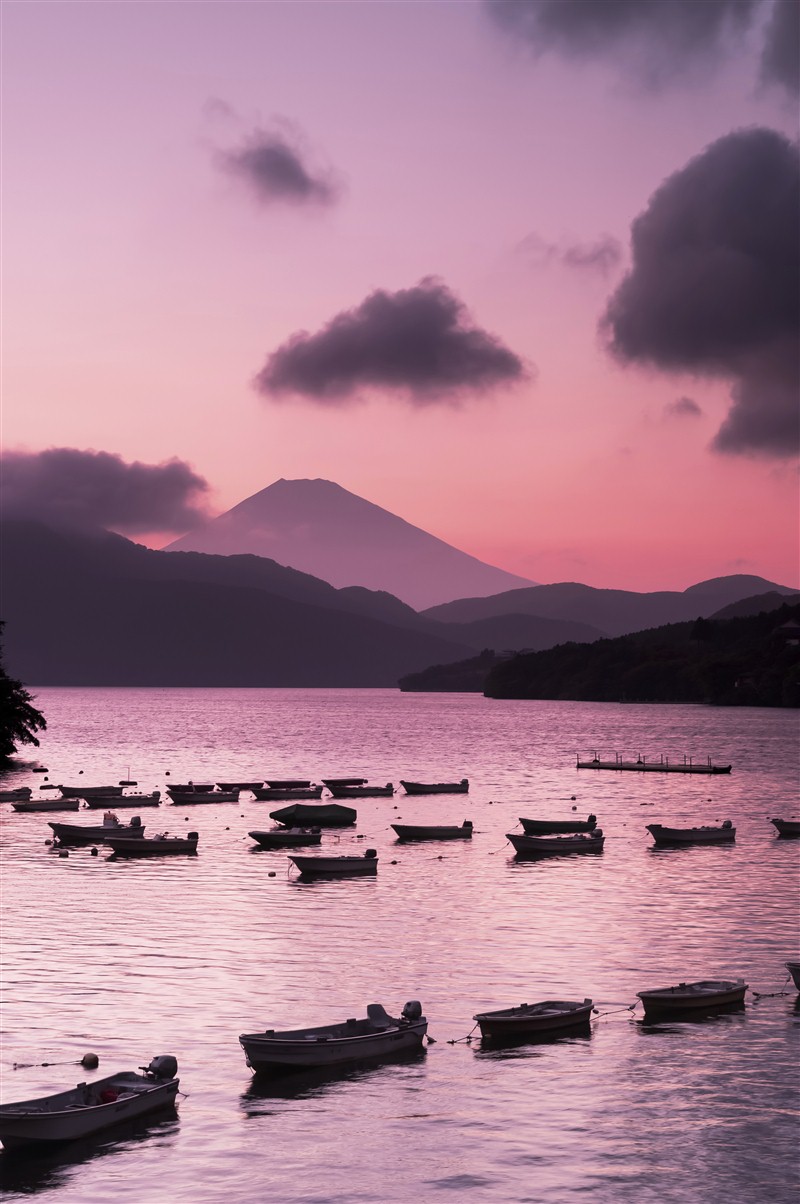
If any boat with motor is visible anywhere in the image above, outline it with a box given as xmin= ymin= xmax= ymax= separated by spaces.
xmin=50 ymin=813 xmax=146 ymax=844
xmin=520 ymin=815 xmax=597 ymax=834
xmin=326 ymin=782 xmax=394 ymax=798
xmin=106 ymin=831 xmax=199 ymax=856
xmin=12 ymin=798 xmax=81 ymax=813
xmin=269 ymin=802 xmax=357 ymax=827
xmin=637 ymin=979 xmax=747 ymax=1017
xmin=473 ymin=998 xmax=594 ymax=1040
xmin=58 ymin=785 xmax=124 ymax=798
xmin=289 ymin=849 xmax=378 ymax=878
xmin=771 ymin=817 xmax=800 ymax=837
xmin=507 ymin=830 xmax=605 ymax=857
xmin=252 ymin=785 xmax=324 ymax=801
xmin=239 ymin=1001 xmax=427 ymax=1074
xmin=83 ymin=792 xmax=161 ymax=808
xmin=399 ymin=779 xmax=469 ymax=795
xmin=0 ymin=1056 xmax=179 ymax=1150
xmin=646 ymin=821 xmax=735 ymax=846
xmin=248 ymin=827 xmax=323 ymax=849
xmin=391 ymin=821 xmax=473 ymax=841
xmin=0 ymin=787 xmax=32 ymax=801
xmin=577 ymin=754 xmax=731 ymax=774
xmin=786 ymin=962 xmax=800 ymax=990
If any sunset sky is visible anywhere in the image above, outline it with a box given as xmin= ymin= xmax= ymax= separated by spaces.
xmin=3 ymin=1 xmax=798 ymax=593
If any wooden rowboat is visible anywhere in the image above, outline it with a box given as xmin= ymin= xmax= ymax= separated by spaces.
xmin=474 ymin=998 xmax=593 ymax=1041
xmin=248 ymin=827 xmax=322 ymax=849
xmin=507 ymin=830 xmax=605 ymax=857
xmin=400 ymin=779 xmax=469 ymax=795
xmin=83 ymin=792 xmax=161 ymax=808
xmin=326 ymin=782 xmax=394 ymax=798
xmin=646 ymin=821 xmax=735 ymax=846
xmin=12 ymin=798 xmax=81 ymax=813
xmin=106 ymin=832 xmax=199 ymax=856
xmin=167 ymin=790 xmax=238 ymax=804
xmin=520 ymin=815 xmax=597 ymax=834
xmin=289 ymin=850 xmax=377 ymax=878
xmin=0 ymin=1057 xmax=179 ymax=1150
xmin=391 ymin=821 xmax=473 ymax=841
xmin=239 ymin=1002 xmax=427 ymax=1074
xmin=58 ymin=785 xmax=124 ymax=798
xmin=252 ymin=785 xmax=324 ymax=801
xmin=637 ymin=979 xmax=747 ymax=1017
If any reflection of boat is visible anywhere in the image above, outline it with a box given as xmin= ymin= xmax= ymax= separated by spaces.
xmin=787 ymin=962 xmax=800 ymax=990
xmin=84 ymin=792 xmax=161 ymax=809
xmin=12 ymin=798 xmax=81 ymax=813
xmin=647 ymin=821 xmax=735 ymax=846
xmin=326 ymin=782 xmax=393 ymax=798
xmin=289 ymin=850 xmax=378 ymax=878
xmin=474 ymin=998 xmax=593 ymax=1040
xmin=242 ymin=1049 xmax=427 ymax=1103
xmin=400 ymin=779 xmax=468 ymax=795
xmin=637 ymin=979 xmax=747 ymax=1018
xmin=167 ymin=790 xmax=238 ymax=804
xmin=0 ymin=787 xmax=32 ymax=801
xmin=577 ymin=754 xmax=731 ymax=774
xmin=391 ymin=821 xmax=473 ymax=841
xmin=58 ymin=785 xmax=124 ymax=798
xmin=507 ymin=830 xmax=604 ymax=857
xmin=0 ymin=1057 xmax=179 ymax=1150
xmin=106 ymin=832 xmax=199 ymax=856
xmin=771 ymin=818 xmax=800 ymax=837
xmin=249 ymin=827 xmax=322 ymax=849
xmin=239 ymin=1001 xmax=427 ymax=1074
xmin=252 ymin=785 xmax=324 ymax=801
xmin=50 ymin=813 xmax=146 ymax=844
xmin=269 ymin=802 xmax=356 ymax=827
xmin=520 ymin=815 xmax=597 ymax=834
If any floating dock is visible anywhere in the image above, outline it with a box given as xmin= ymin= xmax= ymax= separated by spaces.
xmin=576 ymin=754 xmax=732 ymax=775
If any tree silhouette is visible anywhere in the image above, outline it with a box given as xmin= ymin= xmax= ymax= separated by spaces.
xmin=0 ymin=623 xmax=46 ymax=761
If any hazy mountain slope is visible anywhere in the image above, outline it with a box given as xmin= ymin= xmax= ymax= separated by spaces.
xmin=165 ymin=478 xmax=535 ymax=609
xmin=450 ymin=612 xmax=604 ymax=651
xmin=710 ymin=592 xmax=800 ymax=620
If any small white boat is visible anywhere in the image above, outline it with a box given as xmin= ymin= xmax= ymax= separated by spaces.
xmin=239 ymin=1001 xmax=427 ymax=1074
xmin=771 ymin=818 xmax=800 ymax=838
xmin=507 ymin=830 xmax=605 ymax=857
xmin=0 ymin=787 xmax=32 ymax=801
xmin=12 ymin=798 xmax=81 ymax=813
xmin=0 ymin=1056 xmax=179 ymax=1150
xmin=786 ymin=962 xmax=800 ymax=990
xmin=474 ymin=998 xmax=594 ymax=1040
xmin=106 ymin=831 xmax=199 ymax=856
xmin=647 ymin=821 xmax=735 ymax=846
xmin=289 ymin=849 xmax=378 ymax=878
xmin=637 ymin=979 xmax=747 ymax=1017
xmin=50 ymin=813 xmax=146 ymax=844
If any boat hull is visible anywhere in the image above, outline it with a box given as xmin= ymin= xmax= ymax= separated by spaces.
xmin=391 ymin=823 xmax=472 ymax=841
xmin=12 ymin=799 xmax=81 ymax=812
xmin=637 ymin=979 xmax=747 ymax=1017
xmin=240 ymin=1021 xmax=427 ymax=1073
xmin=106 ymin=836 xmax=198 ymax=856
xmin=166 ymin=791 xmax=238 ymax=804
xmin=399 ymin=780 xmax=468 ymax=795
xmin=520 ymin=817 xmax=597 ymax=834
xmin=84 ymin=793 xmax=161 ymax=808
xmin=786 ymin=962 xmax=800 ymax=990
xmin=50 ymin=821 xmax=146 ymax=844
xmin=474 ymin=999 xmax=593 ymax=1040
xmin=58 ymin=785 xmax=124 ymax=797
xmin=647 ymin=824 xmax=735 ymax=845
xmin=252 ymin=786 xmax=324 ymax=801
xmin=269 ymin=803 xmax=356 ymax=827
xmin=771 ymin=818 xmax=800 ymax=837
xmin=507 ymin=831 xmax=605 ymax=857
xmin=326 ymin=784 xmax=394 ymax=798
xmin=248 ymin=828 xmax=322 ymax=849
xmin=289 ymin=854 xmax=377 ymax=878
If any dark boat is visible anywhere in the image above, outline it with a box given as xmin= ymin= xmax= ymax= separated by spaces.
xmin=577 ymin=754 xmax=731 ymax=775
xmin=249 ymin=827 xmax=323 ymax=849
xmin=253 ymin=785 xmax=324 ymax=801
xmin=507 ymin=830 xmax=605 ymax=857
xmin=520 ymin=814 xmax=597 ymax=834
xmin=83 ymin=792 xmax=161 ymax=808
xmin=266 ymin=780 xmax=313 ymax=789
xmin=771 ymin=817 xmax=800 ymax=837
xmin=786 ymin=962 xmax=800 ymax=990
xmin=58 ymin=785 xmax=124 ymax=798
xmin=326 ymin=782 xmax=394 ymax=798
xmin=106 ymin=832 xmax=199 ymax=856
xmin=289 ymin=849 xmax=378 ymax=878
xmin=474 ymin=998 xmax=593 ymax=1040
xmin=216 ymin=781 xmax=264 ymax=792
xmin=269 ymin=802 xmax=357 ymax=828
xmin=321 ymin=778 xmax=367 ymax=787
xmin=399 ymin=779 xmax=469 ymax=795
xmin=646 ymin=821 xmax=735 ymax=846
xmin=637 ymin=978 xmax=747 ymax=1018
xmin=167 ymin=789 xmax=239 ymax=804
xmin=391 ymin=821 xmax=473 ymax=841
xmin=166 ymin=783 xmax=215 ymax=793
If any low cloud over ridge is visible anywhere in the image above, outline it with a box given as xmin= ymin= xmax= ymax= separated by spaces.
xmin=255 ymin=278 xmax=528 ymax=405
xmin=1 ymin=449 xmax=210 ymax=533
xmin=602 ymin=127 xmax=799 ymax=458
xmin=218 ymin=123 xmax=339 ymax=207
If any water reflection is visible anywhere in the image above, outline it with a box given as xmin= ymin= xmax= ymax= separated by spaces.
xmin=241 ymin=1048 xmax=428 ymax=1106
xmin=635 ymin=1001 xmax=748 ymax=1031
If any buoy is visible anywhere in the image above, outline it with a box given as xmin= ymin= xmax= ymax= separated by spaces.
xmin=166 ymin=771 xmax=170 ymax=776
xmin=81 ymin=1052 xmax=99 ymax=1069
xmin=391 ymin=859 xmax=397 ymax=865
xmin=59 ymin=850 xmax=69 ymax=858
xmin=571 ymin=796 xmax=576 ymax=801
xmin=572 ymin=805 xmax=577 ymax=811
xmin=90 ymin=847 xmax=98 ymax=856
xmin=268 ymin=871 xmax=276 ymax=877
xmin=45 ymin=839 xmax=52 ymax=846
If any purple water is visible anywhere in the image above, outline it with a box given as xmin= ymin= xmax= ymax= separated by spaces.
xmin=1 ymin=689 xmax=798 ymax=1203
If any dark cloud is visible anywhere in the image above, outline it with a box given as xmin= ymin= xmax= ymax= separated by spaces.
xmin=665 ymin=396 xmax=703 ymax=418
xmin=485 ymin=0 xmax=761 ymax=87
xmin=254 ymin=278 xmax=528 ymax=405
xmin=602 ymin=128 xmax=799 ymax=458
xmin=1 ymin=449 xmax=210 ymax=533
xmin=218 ymin=125 xmax=339 ymax=206
xmin=520 ymin=233 xmax=622 ymax=276
xmin=760 ymin=0 xmax=800 ymax=95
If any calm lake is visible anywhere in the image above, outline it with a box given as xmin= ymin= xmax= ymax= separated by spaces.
xmin=1 ymin=688 xmax=798 ymax=1203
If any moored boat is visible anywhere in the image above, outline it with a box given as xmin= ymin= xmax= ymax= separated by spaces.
xmin=326 ymin=782 xmax=394 ymax=798
xmin=269 ymin=802 xmax=357 ymax=828
xmin=400 ymin=779 xmax=469 ymax=795
xmin=165 ymin=783 xmax=214 ymax=793
xmin=786 ymin=962 xmax=800 ymax=990
xmin=289 ymin=849 xmax=378 ymax=878
xmin=50 ymin=813 xmax=146 ymax=844
xmin=216 ymin=781 xmax=264 ymax=792
xmin=252 ymin=785 xmax=324 ymax=801
xmin=391 ymin=821 xmax=473 ymax=841
xmin=248 ymin=827 xmax=322 ymax=849
xmin=520 ymin=814 xmax=597 ymax=834
xmin=577 ymin=754 xmax=731 ymax=774
xmin=84 ymin=791 xmax=161 ymax=809
xmin=0 ymin=1056 xmax=180 ymax=1150
xmin=0 ymin=787 xmax=32 ymax=801
xmin=265 ymin=779 xmax=314 ymax=789
xmin=474 ymin=998 xmax=594 ymax=1040
xmin=167 ymin=789 xmax=238 ymax=804
xmin=58 ymin=785 xmax=124 ymax=798
xmin=771 ymin=817 xmax=800 ymax=837
xmin=646 ymin=821 xmax=735 ymax=846
xmin=507 ymin=830 xmax=605 ymax=857
xmin=637 ymin=979 xmax=747 ymax=1017
xmin=12 ymin=798 xmax=81 ymax=813
xmin=321 ymin=778 xmax=367 ymax=787
xmin=239 ymin=1001 xmax=427 ymax=1074
xmin=106 ymin=831 xmax=199 ymax=856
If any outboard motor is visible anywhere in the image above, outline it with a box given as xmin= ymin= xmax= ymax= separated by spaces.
xmin=365 ymin=848 xmax=377 ymax=859
xmin=144 ymin=1055 xmax=178 ymax=1080
xmin=131 ymin=816 xmax=142 ymax=828
xmin=401 ymin=1001 xmax=423 ymax=1023
xmin=722 ymin=819 xmax=733 ymax=829
xmin=587 ymin=814 xmax=597 ymax=826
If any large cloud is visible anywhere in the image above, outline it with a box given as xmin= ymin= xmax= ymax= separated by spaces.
xmin=1 ymin=449 xmax=210 ymax=533
xmin=760 ymin=0 xmax=800 ymax=95
xmin=254 ymin=278 xmax=528 ymax=405
xmin=218 ymin=124 xmax=339 ymax=207
xmin=602 ymin=128 xmax=799 ymax=458
xmin=485 ymin=0 xmax=761 ymax=87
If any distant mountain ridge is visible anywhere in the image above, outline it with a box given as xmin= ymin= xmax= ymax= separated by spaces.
xmin=165 ymin=478 xmax=536 ymax=609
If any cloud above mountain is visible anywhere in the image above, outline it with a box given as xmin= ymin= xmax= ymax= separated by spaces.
xmin=254 ymin=278 xmax=528 ymax=405
xmin=602 ymin=127 xmax=799 ymax=458
xmin=218 ymin=122 xmax=340 ymax=206
xmin=1 ymin=449 xmax=210 ymax=533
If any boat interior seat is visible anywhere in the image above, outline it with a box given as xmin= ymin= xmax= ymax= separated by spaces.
xmin=366 ymin=1003 xmax=393 ymax=1030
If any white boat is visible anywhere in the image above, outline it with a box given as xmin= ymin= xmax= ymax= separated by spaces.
xmin=49 ymin=813 xmax=146 ymax=844
xmin=646 ymin=821 xmax=735 ymax=845
xmin=239 ymin=1001 xmax=427 ymax=1073
xmin=786 ymin=962 xmax=800 ymax=990
xmin=507 ymin=830 xmax=605 ymax=857
xmin=0 ymin=1056 xmax=179 ymax=1150
xmin=289 ymin=849 xmax=378 ymax=878
xmin=637 ymin=979 xmax=747 ymax=1017
xmin=106 ymin=831 xmax=199 ymax=856
xmin=474 ymin=998 xmax=594 ymax=1040
xmin=12 ymin=798 xmax=81 ymax=813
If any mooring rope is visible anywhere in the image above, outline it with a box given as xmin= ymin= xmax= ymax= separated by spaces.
xmin=752 ymin=973 xmax=792 ymax=1000
xmin=447 ymin=1023 xmax=479 ymax=1044
xmin=591 ymin=1002 xmax=639 ymax=1019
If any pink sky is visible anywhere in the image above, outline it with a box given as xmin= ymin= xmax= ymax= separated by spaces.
xmin=3 ymin=2 xmax=798 ymax=592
